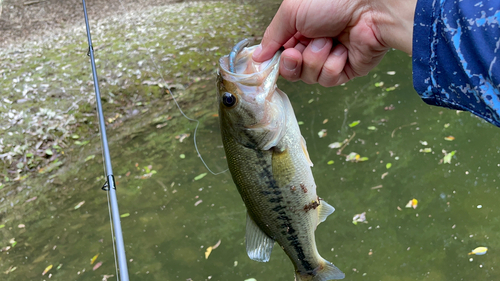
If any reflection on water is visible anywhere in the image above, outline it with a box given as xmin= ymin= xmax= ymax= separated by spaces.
xmin=3 ymin=51 xmax=500 ymax=280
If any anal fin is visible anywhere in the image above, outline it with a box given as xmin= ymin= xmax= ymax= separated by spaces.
xmin=245 ymin=212 xmax=274 ymax=262
xmin=317 ymin=199 xmax=335 ymax=224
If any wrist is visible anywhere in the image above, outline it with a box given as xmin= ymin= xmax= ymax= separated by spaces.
xmin=370 ymin=0 xmax=418 ymax=54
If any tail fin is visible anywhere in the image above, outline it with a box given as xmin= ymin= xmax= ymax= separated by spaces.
xmin=294 ymin=259 xmax=345 ymax=281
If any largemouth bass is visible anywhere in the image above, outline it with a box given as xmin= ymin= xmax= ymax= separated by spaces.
xmin=217 ymin=39 xmax=345 ymax=281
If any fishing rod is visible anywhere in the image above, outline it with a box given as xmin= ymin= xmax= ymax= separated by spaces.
xmin=81 ymin=1 xmax=130 ymax=280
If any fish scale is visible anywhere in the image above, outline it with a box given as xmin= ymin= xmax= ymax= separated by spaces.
xmin=218 ymin=40 xmax=345 ymax=281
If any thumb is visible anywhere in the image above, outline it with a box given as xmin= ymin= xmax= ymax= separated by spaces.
xmin=252 ymin=1 xmax=298 ymax=62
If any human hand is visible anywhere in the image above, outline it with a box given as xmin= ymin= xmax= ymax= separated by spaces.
xmin=252 ymin=0 xmax=416 ymax=87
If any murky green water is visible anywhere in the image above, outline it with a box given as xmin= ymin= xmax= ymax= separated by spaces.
xmin=2 ymin=22 xmax=500 ymax=281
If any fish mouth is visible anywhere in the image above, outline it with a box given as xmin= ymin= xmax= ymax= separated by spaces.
xmin=229 ymin=38 xmax=252 ymax=73
xmin=219 ymin=39 xmax=282 ymax=81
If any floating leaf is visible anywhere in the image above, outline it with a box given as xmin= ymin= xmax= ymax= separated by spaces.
xmin=0 ymin=224 xmax=5 ymax=229
xmin=352 ymin=212 xmax=367 ymax=225
xmin=444 ymin=123 xmax=450 ymax=128
xmin=194 ymin=173 xmax=207 ymax=181
xmin=419 ymin=148 xmax=432 ymax=153
xmin=56 ymin=264 xmax=63 ymax=270
xmin=205 ymin=239 xmax=221 ymax=259
xmin=386 ymin=71 xmax=396 ymax=75
xmin=120 ymin=213 xmax=130 ymax=218
xmin=443 ymin=150 xmax=456 ymax=164
xmin=358 ymin=157 xmax=369 ymax=162
xmin=367 ymin=126 xmax=377 ymax=131
xmin=74 ymin=201 xmax=85 ymax=209
xmin=308 ymin=98 xmax=314 ymax=103
xmin=71 ymin=134 xmax=80 ymax=139
xmin=93 ymin=261 xmax=103 ymax=271
xmin=91 ymin=254 xmax=99 ymax=265
xmin=468 ymin=246 xmax=488 ymax=256
xmin=386 ymin=163 xmax=392 ymax=169
xmin=194 ymin=200 xmax=203 ymax=206
xmin=327 ymin=160 xmax=334 ymax=165
xmin=244 ymin=279 xmax=257 ymax=281
xmin=346 ymin=152 xmax=360 ymax=162
xmin=381 ymin=172 xmax=388 ymax=179
xmin=318 ymin=129 xmax=327 ymax=138
xmin=298 ymin=121 xmax=304 ymax=125
xmin=349 ymin=120 xmax=360 ymax=127
xmin=444 ymin=136 xmax=455 ymax=141
xmin=374 ymin=82 xmax=384 ymax=87
xmin=18 ymin=224 xmax=25 ymax=228
xmin=328 ymin=142 xmax=343 ymax=149
xmin=179 ymin=154 xmax=186 ymax=159
xmin=42 ymin=264 xmax=53 ymax=275
xmin=205 ymin=246 xmax=213 ymax=259
xmin=419 ymin=140 xmax=428 ymax=146
xmin=405 ymin=199 xmax=418 ymax=209
xmin=322 ymin=119 xmax=328 ymax=124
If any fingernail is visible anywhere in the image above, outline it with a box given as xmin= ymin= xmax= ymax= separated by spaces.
xmin=252 ymin=45 xmax=262 ymax=59
xmin=283 ymin=57 xmax=297 ymax=71
xmin=333 ymin=45 xmax=346 ymax=56
xmin=311 ymin=38 xmax=327 ymax=52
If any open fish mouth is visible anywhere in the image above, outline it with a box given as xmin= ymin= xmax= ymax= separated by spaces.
xmin=229 ymin=38 xmax=252 ymax=73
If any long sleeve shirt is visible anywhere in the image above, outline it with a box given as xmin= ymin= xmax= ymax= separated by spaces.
xmin=412 ymin=0 xmax=500 ymax=127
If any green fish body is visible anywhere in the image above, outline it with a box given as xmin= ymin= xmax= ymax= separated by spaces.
xmin=217 ymin=40 xmax=344 ymax=281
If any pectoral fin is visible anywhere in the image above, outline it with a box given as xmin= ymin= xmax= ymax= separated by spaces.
xmin=317 ymin=199 xmax=335 ymax=224
xmin=300 ymin=136 xmax=313 ymax=167
xmin=245 ymin=212 xmax=274 ymax=262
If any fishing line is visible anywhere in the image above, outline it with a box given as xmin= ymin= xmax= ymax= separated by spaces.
xmin=81 ymin=1 xmax=130 ymax=280
xmin=115 ymin=0 xmax=227 ymax=176
xmin=106 ymin=191 xmax=120 ymax=280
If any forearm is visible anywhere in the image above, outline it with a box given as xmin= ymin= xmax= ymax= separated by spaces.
xmin=370 ymin=0 xmax=418 ymax=55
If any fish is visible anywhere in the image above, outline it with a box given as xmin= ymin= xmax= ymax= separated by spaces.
xmin=217 ymin=38 xmax=345 ymax=281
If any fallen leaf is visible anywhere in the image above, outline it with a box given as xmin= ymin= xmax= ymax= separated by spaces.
xmin=194 ymin=173 xmax=207 ymax=181
xmin=318 ymin=129 xmax=327 ymax=138
xmin=328 ymin=142 xmax=343 ymax=149
xmin=205 ymin=246 xmax=213 ymax=259
xmin=74 ymin=201 xmax=85 ymax=209
xmin=405 ymin=199 xmax=418 ymax=209
xmin=91 ymin=253 xmax=99 ymax=264
xmin=443 ymin=150 xmax=456 ymax=164
xmin=93 ymin=261 xmax=103 ymax=271
xmin=352 ymin=212 xmax=367 ymax=225
xmin=349 ymin=120 xmax=360 ymax=127
xmin=42 ymin=264 xmax=53 ymax=275
xmin=468 ymin=246 xmax=488 ymax=255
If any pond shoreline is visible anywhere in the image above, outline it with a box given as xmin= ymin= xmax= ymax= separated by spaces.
xmin=0 ymin=0 xmax=279 ymax=209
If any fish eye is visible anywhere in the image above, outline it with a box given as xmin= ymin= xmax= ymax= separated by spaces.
xmin=222 ymin=92 xmax=237 ymax=107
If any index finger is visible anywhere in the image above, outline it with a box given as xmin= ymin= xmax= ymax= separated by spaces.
xmin=252 ymin=1 xmax=299 ymax=62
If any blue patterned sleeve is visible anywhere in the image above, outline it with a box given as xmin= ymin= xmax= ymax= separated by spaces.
xmin=412 ymin=0 xmax=500 ymax=127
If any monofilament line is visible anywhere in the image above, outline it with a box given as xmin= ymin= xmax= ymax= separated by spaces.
xmin=115 ymin=0 xmax=228 ymax=176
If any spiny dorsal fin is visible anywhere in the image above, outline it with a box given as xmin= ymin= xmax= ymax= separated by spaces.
xmin=245 ymin=212 xmax=275 ymax=262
